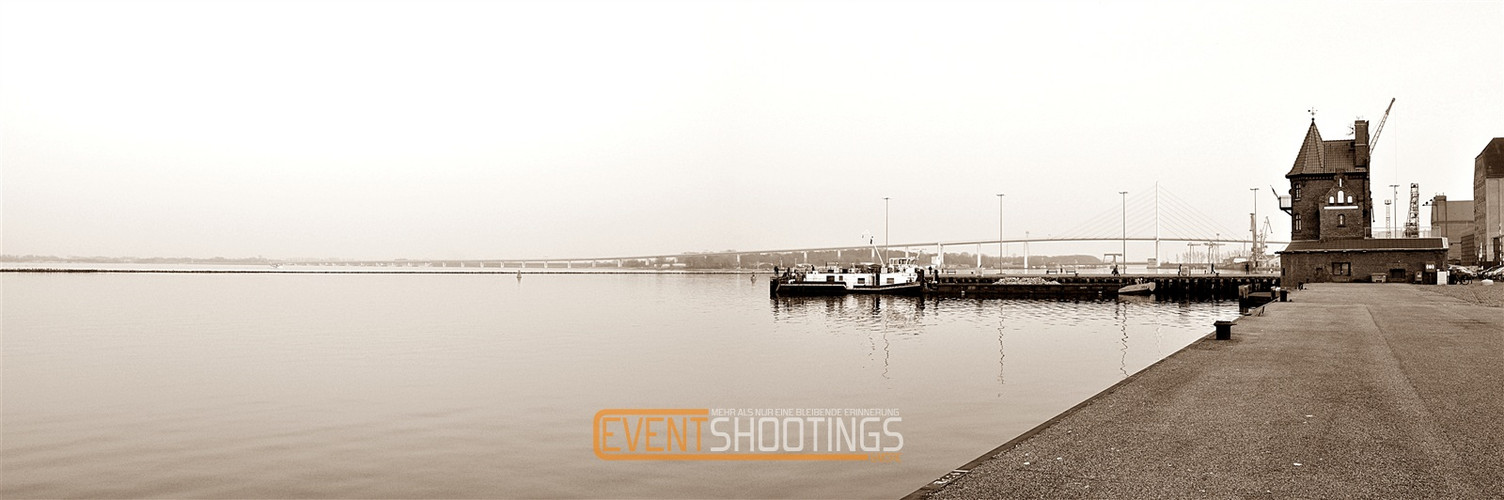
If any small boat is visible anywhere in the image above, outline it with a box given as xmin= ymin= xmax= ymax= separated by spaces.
xmin=771 ymin=257 xmax=926 ymax=296
xmin=1117 ymin=279 xmax=1156 ymax=295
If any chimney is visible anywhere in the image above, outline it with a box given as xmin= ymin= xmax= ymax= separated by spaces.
xmin=1354 ymin=119 xmax=1370 ymax=168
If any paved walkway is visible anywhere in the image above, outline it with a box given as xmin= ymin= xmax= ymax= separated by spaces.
xmin=917 ymin=284 xmax=1504 ymax=499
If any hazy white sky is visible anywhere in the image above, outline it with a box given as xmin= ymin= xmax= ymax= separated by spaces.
xmin=3 ymin=0 xmax=1500 ymax=260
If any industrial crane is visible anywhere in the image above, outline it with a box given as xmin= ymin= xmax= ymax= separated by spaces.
xmin=1250 ymin=216 xmax=1273 ymax=270
xmin=1405 ymin=183 xmax=1420 ymax=238
xmin=1371 ymin=98 xmax=1396 ymax=152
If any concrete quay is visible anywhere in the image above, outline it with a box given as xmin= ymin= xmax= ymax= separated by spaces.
xmin=912 ymin=284 xmax=1504 ymax=499
xmin=931 ymin=274 xmax=1280 ymax=300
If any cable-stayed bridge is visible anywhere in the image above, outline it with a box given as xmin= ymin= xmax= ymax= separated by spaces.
xmin=286 ymin=184 xmax=1287 ymax=269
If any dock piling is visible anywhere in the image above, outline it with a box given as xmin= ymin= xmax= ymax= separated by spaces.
xmin=1214 ymin=320 xmax=1235 ymax=340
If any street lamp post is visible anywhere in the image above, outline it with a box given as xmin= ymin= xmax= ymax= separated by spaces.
xmin=1250 ymin=187 xmax=1260 ymax=268
xmin=1187 ymin=242 xmax=1196 ymax=272
xmin=1213 ymin=233 xmax=1221 ymax=271
xmin=997 ymin=193 xmax=1005 ymax=270
xmin=1390 ymin=184 xmax=1400 ymax=237
xmin=1119 ymin=191 xmax=1128 ymax=271
xmin=883 ymin=197 xmax=890 ymax=250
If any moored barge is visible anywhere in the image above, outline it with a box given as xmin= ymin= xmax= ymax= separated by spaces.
xmin=770 ymin=257 xmax=927 ymax=296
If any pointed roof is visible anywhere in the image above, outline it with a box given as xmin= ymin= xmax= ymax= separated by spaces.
xmin=1287 ymin=120 xmax=1326 ymax=176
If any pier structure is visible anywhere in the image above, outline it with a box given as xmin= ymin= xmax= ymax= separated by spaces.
xmin=928 ymin=274 xmax=1279 ymax=301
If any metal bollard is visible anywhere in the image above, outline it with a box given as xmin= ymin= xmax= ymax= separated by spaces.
xmin=1214 ymin=320 xmax=1235 ymax=340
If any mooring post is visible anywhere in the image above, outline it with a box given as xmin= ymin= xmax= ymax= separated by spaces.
xmin=1214 ymin=320 xmax=1235 ymax=340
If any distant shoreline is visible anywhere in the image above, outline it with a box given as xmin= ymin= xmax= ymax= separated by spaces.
xmin=1 ymin=268 xmax=760 ymax=275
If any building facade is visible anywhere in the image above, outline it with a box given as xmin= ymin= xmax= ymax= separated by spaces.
xmin=1278 ymin=118 xmax=1446 ymax=285
xmin=1429 ymin=195 xmax=1475 ymax=265
xmin=1476 ymin=138 xmax=1504 ymax=265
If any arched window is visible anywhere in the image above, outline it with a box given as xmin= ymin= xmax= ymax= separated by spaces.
xmin=1338 ymin=214 xmax=1346 ymax=227
xmin=1337 ymin=190 xmax=1345 ymax=204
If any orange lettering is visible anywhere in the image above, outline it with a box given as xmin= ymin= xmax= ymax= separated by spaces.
xmin=600 ymin=417 xmax=621 ymax=452
xmin=693 ymin=416 xmax=707 ymax=451
xmin=622 ymin=417 xmax=641 ymax=451
xmin=645 ymin=417 xmax=664 ymax=452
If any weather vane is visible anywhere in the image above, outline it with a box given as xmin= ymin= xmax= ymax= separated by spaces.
xmin=1307 ymin=107 xmax=1317 ymax=122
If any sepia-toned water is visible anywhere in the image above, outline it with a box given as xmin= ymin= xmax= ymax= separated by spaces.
xmin=2 ymin=271 xmax=1237 ymax=498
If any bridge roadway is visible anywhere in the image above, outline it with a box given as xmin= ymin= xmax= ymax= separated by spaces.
xmin=282 ymin=237 xmax=1291 ymax=268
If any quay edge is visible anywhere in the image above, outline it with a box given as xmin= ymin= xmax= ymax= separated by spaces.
xmin=925 ymin=274 xmax=1281 ymax=300
xmin=907 ymin=283 xmax=1504 ymax=499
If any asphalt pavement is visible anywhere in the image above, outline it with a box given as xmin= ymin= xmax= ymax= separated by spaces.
xmin=914 ymin=284 xmax=1504 ymax=499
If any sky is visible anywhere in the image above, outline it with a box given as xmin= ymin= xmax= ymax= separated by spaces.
xmin=3 ymin=0 xmax=1501 ymax=261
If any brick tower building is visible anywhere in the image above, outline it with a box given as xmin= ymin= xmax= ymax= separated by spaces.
xmin=1277 ymin=117 xmax=1446 ymax=285
xmin=1284 ymin=119 xmax=1374 ymax=241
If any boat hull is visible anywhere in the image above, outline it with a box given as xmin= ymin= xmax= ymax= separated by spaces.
xmin=770 ymin=280 xmax=924 ymax=296
xmin=1117 ymin=282 xmax=1157 ymax=295
xmin=844 ymin=282 xmax=924 ymax=295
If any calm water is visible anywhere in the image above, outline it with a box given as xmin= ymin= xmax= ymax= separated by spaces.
xmin=2 ymin=272 xmax=1236 ymax=498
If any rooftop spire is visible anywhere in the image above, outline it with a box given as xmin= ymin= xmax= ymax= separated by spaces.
xmin=1288 ymin=120 xmax=1326 ymax=176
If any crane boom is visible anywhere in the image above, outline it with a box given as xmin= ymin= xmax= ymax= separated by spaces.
xmin=1370 ymin=97 xmax=1396 ymax=152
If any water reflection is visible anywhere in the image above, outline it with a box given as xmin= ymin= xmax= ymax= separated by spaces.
xmin=772 ymin=295 xmax=935 ymax=379
xmin=770 ymin=294 xmax=1240 ymax=392
xmin=4 ymin=273 xmax=1242 ymax=499
xmin=996 ymin=302 xmax=1007 ymax=395
xmin=1114 ymin=298 xmax=1131 ymax=378
xmin=875 ymin=297 xmax=891 ymax=380
xmin=770 ymin=295 xmax=928 ymax=338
